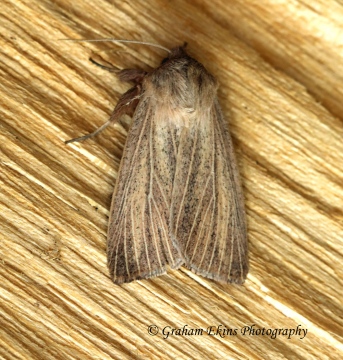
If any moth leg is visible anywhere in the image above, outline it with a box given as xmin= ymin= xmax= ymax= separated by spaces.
xmin=88 ymin=58 xmax=147 ymax=83
xmin=117 ymin=69 xmax=147 ymax=84
xmin=65 ymin=84 xmax=142 ymax=144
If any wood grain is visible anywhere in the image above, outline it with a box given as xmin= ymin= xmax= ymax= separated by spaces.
xmin=1 ymin=0 xmax=342 ymax=359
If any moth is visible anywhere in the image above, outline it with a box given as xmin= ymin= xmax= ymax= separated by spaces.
xmin=66 ymin=42 xmax=248 ymax=284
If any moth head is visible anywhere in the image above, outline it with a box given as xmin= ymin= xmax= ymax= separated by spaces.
xmin=161 ymin=43 xmax=188 ymax=64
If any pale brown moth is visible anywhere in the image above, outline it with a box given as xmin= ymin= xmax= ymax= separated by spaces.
xmin=66 ymin=42 xmax=248 ymax=284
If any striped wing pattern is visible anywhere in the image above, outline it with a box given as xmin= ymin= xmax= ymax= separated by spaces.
xmin=170 ymin=101 xmax=248 ymax=284
xmin=108 ymin=98 xmax=247 ymax=283
xmin=107 ymin=100 xmax=183 ymax=283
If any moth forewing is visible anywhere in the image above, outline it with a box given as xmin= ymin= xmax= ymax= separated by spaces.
xmin=107 ymin=97 xmax=184 ymax=284
xmin=168 ymin=83 xmax=248 ymax=283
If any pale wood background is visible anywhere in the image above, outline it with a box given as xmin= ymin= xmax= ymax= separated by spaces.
xmin=1 ymin=0 xmax=342 ymax=359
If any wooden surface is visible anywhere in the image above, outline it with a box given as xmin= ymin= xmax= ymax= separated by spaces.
xmin=1 ymin=0 xmax=342 ymax=359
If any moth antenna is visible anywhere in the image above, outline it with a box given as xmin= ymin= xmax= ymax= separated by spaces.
xmin=60 ymin=38 xmax=171 ymax=53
